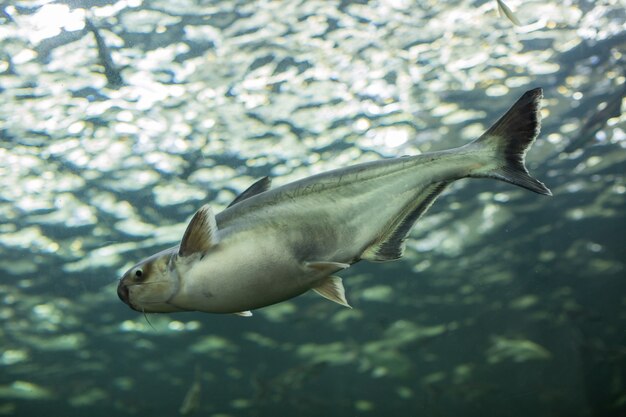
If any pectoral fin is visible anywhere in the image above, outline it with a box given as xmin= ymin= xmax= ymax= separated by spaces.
xmin=313 ymin=276 xmax=351 ymax=308
xmin=304 ymin=261 xmax=350 ymax=274
xmin=234 ymin=311 xmax=253 ymax=317
xmin=179 ymin=205 xmax=220 ymax=257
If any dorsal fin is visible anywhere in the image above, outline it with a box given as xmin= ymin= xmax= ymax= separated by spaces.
xmin=362 ymin=182 xmax=449 ymax=262
xmin=227 ymin=176 xmax=271 ymax=208
xmin=179 ymin=205 xmax=219 ymax=257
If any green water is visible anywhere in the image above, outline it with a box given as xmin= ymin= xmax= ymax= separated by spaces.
xmin=0 ymin=0 xmax=624 ymax=416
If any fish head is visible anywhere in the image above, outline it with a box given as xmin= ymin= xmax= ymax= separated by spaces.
xmin=117 ymin=248 xmax=183 ymax=313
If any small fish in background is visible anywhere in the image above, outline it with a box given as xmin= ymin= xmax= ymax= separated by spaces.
xmin=117 ymin=88 xmax=552 ymax=318
xmin=85 ymin=17 xmax=124 ymax=88
xmin=563 ymin=83 xmax=626 ymax=153
xmin=496 ymin=0 xmax=522 ymax=26
xmin=0 ymin=5 xmax=17 ymax=76
xmin=0 ymin=3 xmax=15 ymax=24
xmin=179 ymin=366 xmax=202 ymax=416
xmin=252 ymin=362 xmax=328 ymax=405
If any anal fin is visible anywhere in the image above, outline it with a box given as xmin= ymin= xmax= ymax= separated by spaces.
xmin=313 ymin=276 xmax=351 ymax=308
xmin=362 ymin=182 xmax=449 ymax=262
xmin=233 ymin=311 xmax=253 ymax=317
xmin=304 ymin=261 xmax=350 ymax=274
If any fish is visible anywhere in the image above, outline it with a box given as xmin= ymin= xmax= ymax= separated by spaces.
xmin=179 ymin=366 xmax=201 ymax=416
xmin=117 ymin=88 xmax=551 ymax=316
xmin=1 ymin=4 xmax=15 ymax=24
xmin=563 ymin=82 xmax=625 ymax=153
xmin=496 ymin=0 xmax=522 ymax=26
xmin=85 ymin=17 xmax=124 ymax=88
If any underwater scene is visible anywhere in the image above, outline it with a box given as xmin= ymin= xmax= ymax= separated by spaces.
xmin=1 ymin=0 xmax=625 ymax=416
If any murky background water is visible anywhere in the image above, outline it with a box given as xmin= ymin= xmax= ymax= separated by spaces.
xmin=1 ymin=0 xmax=625 ymax=416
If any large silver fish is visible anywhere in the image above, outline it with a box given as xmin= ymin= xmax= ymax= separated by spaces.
xmin=117 ymin=88 xmax=551 ymax=316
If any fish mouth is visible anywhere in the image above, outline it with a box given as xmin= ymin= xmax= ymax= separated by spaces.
xmin=116 ymin=279 xmax=182 ymax=313
xmin=117 ymin=281 xmax=150 ymax=312
xmin=117 ymin=282 xmax=143 ymax=312
xmin=117 ymin=281 xmax=132 ymax=307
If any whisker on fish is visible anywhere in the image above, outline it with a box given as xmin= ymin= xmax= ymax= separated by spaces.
xmin=142 ymin=307 xmax=155 ymax=329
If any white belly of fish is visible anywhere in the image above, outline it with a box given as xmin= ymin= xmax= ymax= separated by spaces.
xmin=168 ymin=230 xmax=323 ymax=313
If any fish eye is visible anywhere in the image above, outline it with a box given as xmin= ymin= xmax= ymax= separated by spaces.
xmin=134 ymin=269 xmax=143 ymax=279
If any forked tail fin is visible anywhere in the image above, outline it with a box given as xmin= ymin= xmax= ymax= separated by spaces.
xmin=470 ymin=88 xmax=552 ymax=196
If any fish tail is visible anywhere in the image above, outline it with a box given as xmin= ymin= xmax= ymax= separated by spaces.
xmin=469 ymin=88 xmax=552 ymax=196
